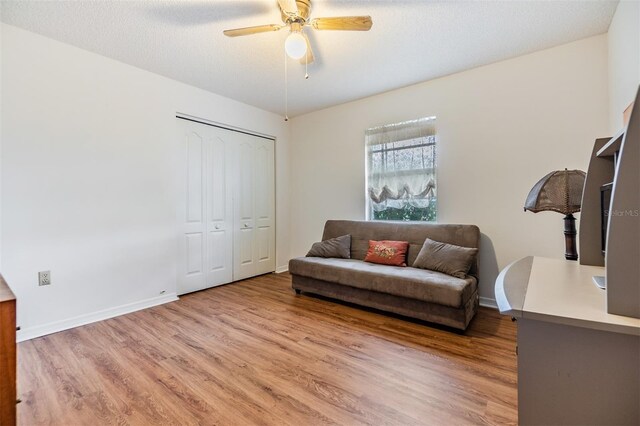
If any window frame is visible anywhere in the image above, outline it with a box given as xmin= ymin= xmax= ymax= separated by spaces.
xmin=365 ymin=117 xmax=437 ymax=223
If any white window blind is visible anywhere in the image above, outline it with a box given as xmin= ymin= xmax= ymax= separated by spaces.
xmin=365 ymin=117 xmax=437 ymax=221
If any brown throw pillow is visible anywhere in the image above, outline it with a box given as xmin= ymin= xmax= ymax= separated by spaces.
xmin=306 ymin=234 xmax=351 ymax=259
xmin=412 ymin=238 xmax=478 ymax=279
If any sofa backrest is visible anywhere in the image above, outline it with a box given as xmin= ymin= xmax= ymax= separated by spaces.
xmin=322 ymin=220 xmax=480 ymax=279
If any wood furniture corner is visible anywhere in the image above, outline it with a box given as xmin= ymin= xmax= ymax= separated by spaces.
xmin=0 ymin=274 xmax=17 ymax=426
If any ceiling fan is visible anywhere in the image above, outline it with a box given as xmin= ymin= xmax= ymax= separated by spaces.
xmin=223 ymin=0 xmax=373 ymax=64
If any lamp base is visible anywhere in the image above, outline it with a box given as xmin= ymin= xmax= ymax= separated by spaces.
xmin=564 ymin=213 xmax=578 ymax=261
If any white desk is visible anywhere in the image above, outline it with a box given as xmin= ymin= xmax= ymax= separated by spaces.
xmin=495 ymin=256 xmax=640 ymax=425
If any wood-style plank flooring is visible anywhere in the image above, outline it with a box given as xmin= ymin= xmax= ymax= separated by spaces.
xmin=17 ymin=273 xmax=517 ymax=425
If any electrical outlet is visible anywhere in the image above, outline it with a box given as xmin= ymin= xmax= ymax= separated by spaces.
xmin=38 ymin=271 xmax=51 ymax=286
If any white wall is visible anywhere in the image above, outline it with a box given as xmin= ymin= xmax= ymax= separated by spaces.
xmin=608 ymin=0 xmax=640 ymax=133
xmin=289 ymin=35 xmax=609 ymax=302
xmin=0 ymin=25 xmax=3 ymax=270
xmin=1 ymin=24 xmax=291 ymax=340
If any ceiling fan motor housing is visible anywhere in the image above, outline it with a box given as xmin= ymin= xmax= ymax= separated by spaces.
xmin=280 ymin=0 xmax=312 ymax=23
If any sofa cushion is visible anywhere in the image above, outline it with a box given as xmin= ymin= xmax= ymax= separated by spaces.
xmin=413 ymin=238 xmax=478 ymax=279
xmin=364 ymin=240 xmax=409 ymax=266
xmin=306 ymin=234 xmax=351 ymax=259
xmin=289 ymin=257 xmax=477 ymax=308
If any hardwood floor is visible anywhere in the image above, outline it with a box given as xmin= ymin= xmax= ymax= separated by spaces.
xmin=17 ymin=273 xmax=517 ymax=425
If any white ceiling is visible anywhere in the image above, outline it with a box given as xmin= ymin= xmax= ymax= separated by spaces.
xmin=0 ymin=0 xmax=618 ymax=117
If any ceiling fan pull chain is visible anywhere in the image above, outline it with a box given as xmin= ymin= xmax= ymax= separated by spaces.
xmin=284 ymin=50 xmax=289 ymax=122
xmin=305 ymin=46 xmax=309 ymax=80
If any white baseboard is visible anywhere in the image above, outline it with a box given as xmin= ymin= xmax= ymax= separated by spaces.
xmin=479 ymin=296 xmax=498 ymax=309
xmin=17 ymin=293 xmax=179 ymax=342
xmin=275 ymin=265 xmax=289 ymax=273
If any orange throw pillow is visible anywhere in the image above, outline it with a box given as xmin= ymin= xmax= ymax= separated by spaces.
xmin=364 ymin=240 xmax=409 ymax=266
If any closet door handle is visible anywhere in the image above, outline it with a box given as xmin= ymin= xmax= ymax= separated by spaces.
xmin=215 ymin=225 xmax=220 ymax=230
xmin=244 ymin=223 xmax=249 ymax=228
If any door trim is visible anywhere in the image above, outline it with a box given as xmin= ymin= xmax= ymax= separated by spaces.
xmin=176 ymin=114 xmax=276 ymax=141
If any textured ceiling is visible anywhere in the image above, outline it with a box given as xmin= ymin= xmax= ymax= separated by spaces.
xmin=0 ymin=0 xmax=618 ymax=117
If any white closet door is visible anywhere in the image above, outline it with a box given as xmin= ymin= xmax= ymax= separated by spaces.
xmin=233 ymin=134 xmax=257 ymax=280
xmin=253 ymin=138 xmax=276 ymax=275
xmin=177 ymin=119 xmax=233 ymax=295
xmin=178 ymin=126 xmax=206 ymax=293
xmin=233 ymin=134 xmax=276 ymax=280
xmin=205 ymin=133 xmax=233 ymax=286
xmin=178 ymin=118 xmax=275 ymax=291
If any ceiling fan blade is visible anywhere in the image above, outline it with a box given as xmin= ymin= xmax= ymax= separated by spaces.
xmin=278 ymin=0 xmax=298 ymax=16
xmin=223 ymin=24 xmax=283 ymax=37
xmin=310 ymin=16 xmax=373 ymax=31
xmin=300 ymin=32 xmax=315 ymax=64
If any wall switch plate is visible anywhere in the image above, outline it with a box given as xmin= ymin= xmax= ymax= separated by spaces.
xmin=38 ymin=271 xmax=51 ymax=286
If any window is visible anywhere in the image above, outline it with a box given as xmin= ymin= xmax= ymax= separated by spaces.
xmin=366 ymin=117 xmax=437 ymax=222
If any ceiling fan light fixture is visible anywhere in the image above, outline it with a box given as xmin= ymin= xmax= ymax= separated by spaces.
xmin=285 ymin=31 xmax=307 ymax=59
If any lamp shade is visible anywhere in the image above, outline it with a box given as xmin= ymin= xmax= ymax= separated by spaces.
xmin=524 ymin=169 xmax=586 ymax=215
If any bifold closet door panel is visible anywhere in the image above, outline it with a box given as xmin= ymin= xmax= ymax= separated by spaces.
xmin=233 ymin=135 xmax=257 ymax=281
xmin=178 ymin=126 xmax=206 ymax=294
xmin=233 ymin=134 xmax=276 ymax=280
xmin=177 ymin=119 xmax=233 ymax=295
xmin=205 ymin=132 xmax=234 ymax=287
xmin=253 ymin=138 xmax=276 ymax=276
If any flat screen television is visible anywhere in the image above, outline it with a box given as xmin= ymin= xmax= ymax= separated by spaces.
xmin=600 ymin=182 xmax=613 ymax=255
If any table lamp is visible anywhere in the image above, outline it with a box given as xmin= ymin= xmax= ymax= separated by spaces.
xmin=524 ymin=168 xmax=586 ymax=261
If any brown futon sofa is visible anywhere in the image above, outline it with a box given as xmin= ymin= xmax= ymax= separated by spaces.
xmin=289 ymin=220 xmax=480 ymax=330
